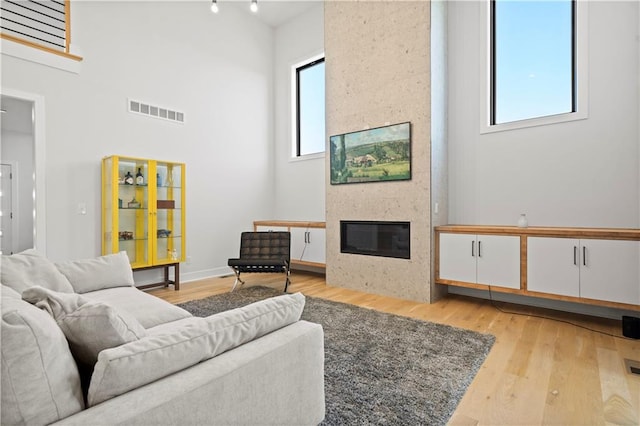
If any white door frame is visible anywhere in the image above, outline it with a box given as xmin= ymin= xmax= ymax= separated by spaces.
xmin=0 ymin=88 xmax=46 ymax=253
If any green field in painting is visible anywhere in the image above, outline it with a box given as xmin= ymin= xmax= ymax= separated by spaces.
xmin=331 ymin=139 xmax=410 ymax=184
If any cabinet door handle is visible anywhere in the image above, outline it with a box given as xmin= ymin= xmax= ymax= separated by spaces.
xmin=307 ymin=231 xmax=311 ymax=244
xmin=573 ymin=246 xmax=577 ymax=265
xmin=478 ymin=241 xmax=482 ymax=258
xmin=471 ymin=241 xmax=475 ymax=257
xmin=583 ymin=246 xmax=586 ymax=266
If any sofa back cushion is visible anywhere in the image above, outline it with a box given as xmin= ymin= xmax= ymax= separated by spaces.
xmin=55 ymin=251 xmax=135 ymax=293
xmin=22 ymin=286 xmax=147 ymax=365
xmin=1 ymin=249 xmax=74 ymax=294
xmin=88 ymin=292 xmax=306 ymax=406
xmin=82 ymin=286 xmax=192 ymax=329
xmin=1 ymin=285 xmax=84 ymax=426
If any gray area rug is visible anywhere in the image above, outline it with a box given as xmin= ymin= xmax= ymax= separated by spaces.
xmin=178 ymin=286 xmax=495 ymax=425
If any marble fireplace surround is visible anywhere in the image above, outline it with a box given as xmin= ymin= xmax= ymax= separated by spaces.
xmin=325 ymin=1 xmax=434 ymax=303
xmin=325 ymin=1 xmax=431 ymax=302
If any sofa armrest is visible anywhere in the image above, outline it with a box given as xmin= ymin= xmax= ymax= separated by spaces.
xmin=51 ymin=321 xmax=325 ymax=426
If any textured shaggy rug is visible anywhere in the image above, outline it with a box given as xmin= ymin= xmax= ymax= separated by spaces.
xmin=178 ymin=286 xmax=495 ymax=425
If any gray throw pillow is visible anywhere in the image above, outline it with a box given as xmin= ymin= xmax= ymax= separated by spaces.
xmin=22 ymin=286 xmax=147 ymax=365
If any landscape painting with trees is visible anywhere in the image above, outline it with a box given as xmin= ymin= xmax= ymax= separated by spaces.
xmin=330 ymin=122 xmax=411 ymax=184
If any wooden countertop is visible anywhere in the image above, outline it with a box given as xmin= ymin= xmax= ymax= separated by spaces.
xmin=254 ymin=220 xmax=326 ymax=229
xmin=435 ymin=225 xmax=640 ymax=240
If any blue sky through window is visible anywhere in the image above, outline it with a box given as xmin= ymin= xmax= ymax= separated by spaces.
xmin=298 ymin=60 xmax=325 ymax=156
xmin=493 ymin=0 xmax=574 ymax=124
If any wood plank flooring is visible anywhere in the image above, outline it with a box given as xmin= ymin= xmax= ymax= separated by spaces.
xmin=149 ymin=272 xmax=640 ymax=425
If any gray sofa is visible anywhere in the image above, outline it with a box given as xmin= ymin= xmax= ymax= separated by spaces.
xmin=1 ymin=250 xmax=325 ymax=425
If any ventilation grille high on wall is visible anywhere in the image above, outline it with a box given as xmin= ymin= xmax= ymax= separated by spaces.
xmin=128 ymin=99 xmax=185 ymax=124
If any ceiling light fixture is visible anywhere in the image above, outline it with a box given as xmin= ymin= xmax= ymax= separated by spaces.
xmin=250 ymin=0 xmax=258 ymax=13
xmin=210 ymin=0 xmax=218 ymax=13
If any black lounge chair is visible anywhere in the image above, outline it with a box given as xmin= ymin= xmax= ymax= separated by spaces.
xmin=227 ymin=231 xmax=291 ymax=292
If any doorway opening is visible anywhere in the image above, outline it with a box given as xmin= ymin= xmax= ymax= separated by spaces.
xmin=0 ymin=90 xmax=45 ymax=254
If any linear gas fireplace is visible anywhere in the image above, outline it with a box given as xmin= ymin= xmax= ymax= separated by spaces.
xmin=340 ymin=221 xmax=410 ymax=259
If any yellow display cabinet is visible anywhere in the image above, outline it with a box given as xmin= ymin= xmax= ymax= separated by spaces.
xmin=102 ymin=155 xmax=185 ymax=289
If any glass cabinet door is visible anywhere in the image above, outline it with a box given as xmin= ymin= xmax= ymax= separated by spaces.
xmin=154 ymin=161 xmax=184 ymax=264
xmin=103 ymin=155 xmax=185 ymax=268
xmin=116 ymin=158 xmax=150 ymax=267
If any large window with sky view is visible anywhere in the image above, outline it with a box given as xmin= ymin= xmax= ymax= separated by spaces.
xmin=491 ymin=0 xmax=575 ymax=125
xmin=296 ymin=57 xmax=325 ymax=156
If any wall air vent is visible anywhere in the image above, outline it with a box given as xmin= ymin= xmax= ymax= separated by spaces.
xmin=128 ymin=99 xmax=185 ymax=124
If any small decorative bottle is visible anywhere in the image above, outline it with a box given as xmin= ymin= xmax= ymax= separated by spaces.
xmin=124 ymin=171 xmax=134 ymax=185
xmin=517 ymin=213 xmax=528 ymax=228
xmin=136 ymin=168 xmax=144 ymax=185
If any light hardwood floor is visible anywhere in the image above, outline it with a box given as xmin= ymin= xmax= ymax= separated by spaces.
xmin=150 ymin=272 xmax=640 ymax=425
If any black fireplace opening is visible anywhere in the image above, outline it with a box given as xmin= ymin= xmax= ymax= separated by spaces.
xmin=340 ymin=221 xmax=410 ymax=259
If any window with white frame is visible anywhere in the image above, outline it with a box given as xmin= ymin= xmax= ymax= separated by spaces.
xmin=488 ymin=0 xmax=586 ymax=130
xmin=294 ymin=56 xmax=325 ymax=157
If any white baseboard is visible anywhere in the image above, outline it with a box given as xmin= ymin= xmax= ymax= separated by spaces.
xmin=448 ymin=286 xmax=633 ymax=320
xmin=181 ymin=267 xmax=233 ymax=283
xmin=133 ymin=266 xmax=232 ymax=287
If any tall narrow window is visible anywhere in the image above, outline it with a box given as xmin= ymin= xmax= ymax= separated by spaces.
xmin=491 ymin=0 xmax=575 ymax=125
xmin=0 ymin=0 xmax=71 ymax=55
xmin=295 ymin=57 xmax=325 ymax=157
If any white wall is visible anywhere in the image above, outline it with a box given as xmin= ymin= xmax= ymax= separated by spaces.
xmin=1 ymin=1 xmax=275 ymax=281
xmin=448 ymin=1 xmax=639 ymax=229
xmin=0 ymin=130 xmax=34 ymax=252
xmin=431 ymin=0 xmax=449 ymax=301
xmin=273 ymin=3 xmax=325 ymax=221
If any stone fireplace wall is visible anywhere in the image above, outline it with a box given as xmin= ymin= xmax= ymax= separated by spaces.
xmin=325 ymin=1 xmax=432 ymax=302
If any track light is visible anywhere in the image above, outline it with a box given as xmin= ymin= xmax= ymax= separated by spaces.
xmin=210 ymin=0 xmax=258 ymax=14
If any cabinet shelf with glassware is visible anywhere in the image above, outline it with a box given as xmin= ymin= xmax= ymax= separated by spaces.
xmin=102 ymin=155 xmax=185 ymax=289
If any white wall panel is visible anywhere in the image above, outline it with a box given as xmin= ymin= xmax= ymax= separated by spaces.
xmin=273 ymin=4 xmax=325 ymax=221
xmin=447 ymin=1 xmax=639 ymax=229
xmin=1 ymin=2 xmax=275 ymax=281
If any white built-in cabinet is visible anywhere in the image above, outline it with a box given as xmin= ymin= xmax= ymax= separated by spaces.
xmin=435 ymin=225 xmax=640 ymax=310
xmin=290 ymin=227 xmax=326 ymax=265
xmin=438 ymin=233 xmax=520 ymax=289
xmin=527 ymin=237 xmax=579 ymax=297
xmin=254 ymin=221 xmax=326 ymax=269
xmin=528 ymin=237 xmax=640 ymax=305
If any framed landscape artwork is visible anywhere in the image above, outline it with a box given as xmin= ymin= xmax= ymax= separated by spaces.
xmin=330 ymin=122 xmax=411 ymax=185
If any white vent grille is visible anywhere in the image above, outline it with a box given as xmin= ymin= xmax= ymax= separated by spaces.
xmin=128 ymin=99 xmax=185 ymax=124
